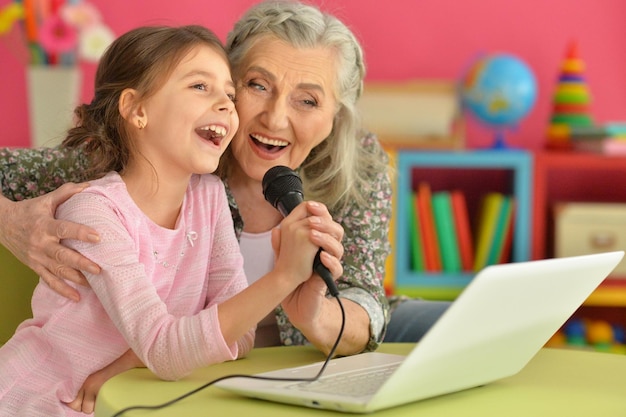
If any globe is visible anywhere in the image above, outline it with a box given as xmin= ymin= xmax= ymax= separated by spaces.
xmin=460 ymin=53 xmax=537 ymax=148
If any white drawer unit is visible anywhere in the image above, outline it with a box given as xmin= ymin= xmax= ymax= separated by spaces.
xmin=555 ymin=202 xmax=626 ymax=278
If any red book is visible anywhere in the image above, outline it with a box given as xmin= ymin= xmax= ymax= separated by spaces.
xmin=450 ymin=190 xmax=474 ymax=271
xmin=416 ymin=182 xmax=441 ymax=272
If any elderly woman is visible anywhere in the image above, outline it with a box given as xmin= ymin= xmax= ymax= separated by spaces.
xmin=0 ymin=0 xmax=449 ymax=363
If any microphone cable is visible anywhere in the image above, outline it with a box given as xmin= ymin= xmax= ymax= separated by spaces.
xmin=110 ymin=294 xmax=345 ymax=417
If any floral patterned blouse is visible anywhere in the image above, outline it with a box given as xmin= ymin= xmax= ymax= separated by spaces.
xmin=0 ymin=133 xmax=398 ymax=352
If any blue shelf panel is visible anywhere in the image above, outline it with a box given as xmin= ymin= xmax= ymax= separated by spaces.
xmin=395 ymin=271 xmax=475 ymax=300
xmin=394 ymin=150 xmax=533 ymax=296
xmin=395 ymin=272 xmax=474 ymax=288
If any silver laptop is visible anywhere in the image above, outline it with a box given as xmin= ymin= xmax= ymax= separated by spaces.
xmin=216 ymin=251 xmax=624 ymax=413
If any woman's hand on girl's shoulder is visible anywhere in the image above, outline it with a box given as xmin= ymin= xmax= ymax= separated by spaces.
xmin=0 ymin=183 xmax=102 ymax=301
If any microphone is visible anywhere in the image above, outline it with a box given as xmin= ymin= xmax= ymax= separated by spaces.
xmin=262 ymin=166 xmax=339 ymax=297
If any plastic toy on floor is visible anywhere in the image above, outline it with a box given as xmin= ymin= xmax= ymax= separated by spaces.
xmin=546 ymin=318 xmax=626 ymax=354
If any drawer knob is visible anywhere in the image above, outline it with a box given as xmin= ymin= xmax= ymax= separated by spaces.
xmin=589 ymin=232 xmax=616 ymax=249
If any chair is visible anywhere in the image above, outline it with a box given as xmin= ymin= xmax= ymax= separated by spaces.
xmin=0 ymin=245 xmax=38 ymax=345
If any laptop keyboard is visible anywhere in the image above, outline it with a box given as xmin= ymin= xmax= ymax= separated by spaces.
xmin=285 ymin=363 xmax=400 ymax=397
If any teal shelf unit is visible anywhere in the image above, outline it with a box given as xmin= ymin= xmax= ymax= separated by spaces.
xmin=394 ymin=150 xmax=533 ymax=300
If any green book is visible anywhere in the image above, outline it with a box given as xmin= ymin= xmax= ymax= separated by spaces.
xmin=431 ymin=191 xmax=461 ymax=273
xmin=408 ymin=191 xmax=424 ymax=271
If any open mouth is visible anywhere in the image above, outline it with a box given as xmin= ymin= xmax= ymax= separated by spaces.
xmin=196 ymin=125 xmax=227 ymax=146
xmin=251 ymin=133 xmax=289 ymax=153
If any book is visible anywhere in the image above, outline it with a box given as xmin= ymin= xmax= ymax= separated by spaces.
xmin=408 ymin=191 xmax=424 ymax=271
xmin=450 ymin=189 xmax=474 ymax=271
xmin=572 ymin=137 xmax=626 ymax=155
xmin=416 ymin=182 xmax=441 ymax=272
xmin=473 ymin=192 xmax=504 ymax=271
xmin=499 ymin=201 xmax=516 ymax=264
xmin=432 ymin=191 xmax=462 ymax=273
xmin=383 ymin=149 xmax=397 ymax=295
xmin=487 ymin=195 xmax=514 ymax=266
xmin=357 ymin=81 xmax=463 ymax=149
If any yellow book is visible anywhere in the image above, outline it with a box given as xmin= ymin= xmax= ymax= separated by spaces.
xmin=487 ymin=196 xmax=514 ymax=266
xmin=473 ymin=192 xmax=504 ymax=271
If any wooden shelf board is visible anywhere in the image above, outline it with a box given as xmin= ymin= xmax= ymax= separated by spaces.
xmin=584 ymin=279 xmax=626 ymax=307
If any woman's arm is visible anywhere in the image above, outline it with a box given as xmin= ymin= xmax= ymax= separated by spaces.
xmin=0 ymin=147 xmax=101 ymax=300
xmin=0 ymin=146 xmax=89 ymax=200
xmin=279 ymin=136 xmax=393 ymax=355
xmin=0 ymin=185 xmax=102 ymax=300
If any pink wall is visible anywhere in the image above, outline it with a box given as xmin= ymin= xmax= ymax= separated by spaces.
xmin=1 ymin=0 xmax=625 ymax=150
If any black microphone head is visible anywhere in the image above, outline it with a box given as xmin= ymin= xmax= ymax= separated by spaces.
xmin=262 ymin=165 xmax=338 ymax=296
xmin=262 ymin=166 xmax=304 ymax=213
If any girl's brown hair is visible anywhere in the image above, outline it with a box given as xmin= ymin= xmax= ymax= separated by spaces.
xmin=62 ymin=25 xmax=227 ymax=180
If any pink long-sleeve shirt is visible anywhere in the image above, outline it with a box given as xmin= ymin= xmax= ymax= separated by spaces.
xmin=0 ymin=172 xmax=253 ymax=417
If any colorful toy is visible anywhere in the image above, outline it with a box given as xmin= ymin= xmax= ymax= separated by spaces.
xmin=546 ymin=40 xmax=596 ymax=150
xmin=554 ymin=318 xmax=626 ymax=354
xmin=545 ymin=330 xmax=566 ymax=347
xmin=613 ymin=324 xmax=625 ymax=344
xmin=586 ymin=320 xmax=614 ymax=351
xmin=563 ymin=318 xmax=587 ymax=347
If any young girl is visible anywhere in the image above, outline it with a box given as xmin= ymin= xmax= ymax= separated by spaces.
xmin=0 ymin=25 xmax=342 ymax=416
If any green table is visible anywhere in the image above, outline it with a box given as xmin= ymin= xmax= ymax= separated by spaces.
xmin=96 ymin=344 xmax=626 ymax=417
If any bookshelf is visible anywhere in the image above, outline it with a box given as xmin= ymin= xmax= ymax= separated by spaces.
xmin=532 ymin=151 xmax=626 ymax=260
xmin=532 ymin=151 xmax=626 ymax=310
xmin=387 ymin=148 xmax=626 ymax=343
xmin=394 ymin=150 xmax=533 ymax=299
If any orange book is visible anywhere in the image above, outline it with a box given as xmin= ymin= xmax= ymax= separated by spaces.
xmin=450 ymin=190 xmax=474 ymax=272
xmin=416 ymin=182 xmax=441 ymax=272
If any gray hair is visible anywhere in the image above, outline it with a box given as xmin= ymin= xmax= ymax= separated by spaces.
xmin=223 ymin=0 xmax=387 ymax=210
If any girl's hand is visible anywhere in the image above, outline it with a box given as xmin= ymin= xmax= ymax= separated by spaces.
xmin=271 ymin=201 xmax=344 ymax=288
xmin=276 ymin=201 xmax=344 ymax=322
xmin=64 ymin=349 xmax=144 ymax=413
